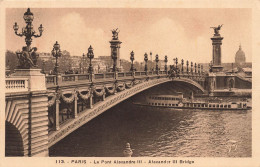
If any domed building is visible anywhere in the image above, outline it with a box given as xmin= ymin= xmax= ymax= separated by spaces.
xmin=235 ymin=44 xmax=246 ymax=65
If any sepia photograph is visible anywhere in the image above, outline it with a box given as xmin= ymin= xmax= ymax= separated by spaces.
xmin=1 ymin=1 xmax=259 ymax=167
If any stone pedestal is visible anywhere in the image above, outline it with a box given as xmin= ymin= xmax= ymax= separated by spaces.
xmin=207 ymin=73 xmax=216 ymax=96
xmin=7 ymin=68 xmax=49 ymax=157
xmin=11 ymin=69 xmax=46 ymax=91
xmin=211 ymin=35 xmax=224 ymax=72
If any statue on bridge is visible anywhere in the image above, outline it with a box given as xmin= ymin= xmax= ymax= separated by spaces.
xmin=16 ymin=46 xmax=39 ymax=69
xmin=210 ymin=24 xmax=223 ymax=36
xmin=111 ymin=28 xmax=120 ymax=40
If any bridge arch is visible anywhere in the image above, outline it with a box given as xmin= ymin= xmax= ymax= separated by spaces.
xmin=48 ymin=77 xmax=205 ymax=147
xmin=5 ymin=99 xmax=29 ymax=156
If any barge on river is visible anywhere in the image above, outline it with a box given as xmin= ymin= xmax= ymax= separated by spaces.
xmin=135 ymin=93 xmax=250 ymax=110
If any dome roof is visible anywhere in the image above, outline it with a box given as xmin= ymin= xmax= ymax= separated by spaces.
xmin=235 ymin=44 xmax=246 ymax=64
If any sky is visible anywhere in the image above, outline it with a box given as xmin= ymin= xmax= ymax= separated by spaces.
xmin=5 ymin=8 xmax=252 ymax=64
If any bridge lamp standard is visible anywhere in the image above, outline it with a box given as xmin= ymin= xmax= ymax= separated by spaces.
xmin=191 ymin=62 xmax=193 ymax=74
xmin=186 ymin=60 xmax=189 ymax=74
xmin=164 ymin=55 xmax=168 ymax=72
xmin=198 ymin=64 xmax=201 ymax=75
xmin=13 ymin=8 xmax=44 ymax=48
xmin=144 ymin=53 xmax=148 ymax=73
xmin=150 ymin=52 xmax=153 ymax=70
xmin=130 ymin=51 xmax=135 ymax=72
xmin=155 ymin=54 xmax=159 ymax=74
xmin=51 ymin=41 xmax=62 ymax=85
xmin=181 ymin=59 xmax=184 ymax=73
xmin=87 ymin=45 xmax=94 ymax=74
xmin=201 ymin=65 xmax=204 ymax=74
xmin=195 ymin=63 xmax=197 ymax=74
xmin=82 ymin=53 xmax=86 ymax=74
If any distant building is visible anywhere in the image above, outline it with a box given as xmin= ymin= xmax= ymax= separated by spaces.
xmin=235 ymin=44 xmax=246 ymax=65
xmin=39 ymin=52 xmax=53 ymax=61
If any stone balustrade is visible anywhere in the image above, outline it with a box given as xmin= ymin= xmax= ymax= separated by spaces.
xmin=5 ymin=78 xmax=29 ymax=93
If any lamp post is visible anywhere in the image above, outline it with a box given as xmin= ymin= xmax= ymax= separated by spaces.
xmin=130 ymin=51 xmax=135 ymax=72
xmin=150 ymin=52 xmax=152 ymax=70
xmin=175 ymin=57 xmax=178 ymax=69
xmin=13 ymin=8 xmax=43 ymax=48
xmin=144 ymin=53 xmax=148 ymax=73
xmin=155 ymin=54 xmax=159 ymax=74
xmin=13 ymin=8 xmax=44 ymax=69
xmin=201 ymin=65 xmax=204 ymax=74
xmin=191 ymin=62 xmax=193 ymax=74
xmin=51 ymin=41 xmax=62 ymax=85
xmin=164 ymin=55 xmax=168 ymax=72
xmin=195 ymin=63 xmax=197 ymax=74
xmin=82 ymin=53 xmax=85 ymax=74
xmin=181 ymin=59 xmax=184 ymax=73
xmin=186 ymin=60 xmax=189 ymax=74
xmin=198 ymin=64 xmax=201 ymax=75
xmin=87 ymin=45 xmax=94 ymax=74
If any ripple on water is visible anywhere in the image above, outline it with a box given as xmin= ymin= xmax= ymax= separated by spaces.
xmin=49 ymin=102 xmax=252 ymax=157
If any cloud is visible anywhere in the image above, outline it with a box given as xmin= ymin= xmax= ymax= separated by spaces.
xmin=120 ymin=17 xmax=206 ymax=64
xmin=55 ymin=12 xmax=110 ymax=56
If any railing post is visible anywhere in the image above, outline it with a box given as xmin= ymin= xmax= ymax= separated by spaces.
xmin=55 ymin=98 xmax=60 ymax=131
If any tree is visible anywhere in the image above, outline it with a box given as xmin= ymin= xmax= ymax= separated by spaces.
xmin=58 ymin=50 xmax=72 ymax=74
xmin=6 ymin=50 xmax=19 ymax=73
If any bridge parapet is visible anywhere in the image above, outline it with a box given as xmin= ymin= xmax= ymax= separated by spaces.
xmin=6 ymin=77 xmax=29 ymax=93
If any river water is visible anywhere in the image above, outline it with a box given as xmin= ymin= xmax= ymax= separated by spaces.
xmin=49 ymin=99 xmax=251 ymax=157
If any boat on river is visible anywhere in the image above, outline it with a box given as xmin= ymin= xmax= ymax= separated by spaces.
xmin=134 ymin=93 xmax=251 ymax=110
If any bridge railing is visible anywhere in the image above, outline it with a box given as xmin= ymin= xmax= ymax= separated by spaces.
xmin=5 ymin=77 xmax=29 ymax=93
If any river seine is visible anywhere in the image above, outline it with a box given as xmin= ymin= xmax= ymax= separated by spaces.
xmin=49 ymin=100 xmax=251 ymax=157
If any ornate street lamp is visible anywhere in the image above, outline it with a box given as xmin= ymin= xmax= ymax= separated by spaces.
xmin=87 ymin=45 xmax=94 ymax=74
xmin=150 ymin=52 xmax=152 ymax=69
xmin=181 ymin=59 xmax=184 ymax=73
xmin=144 ymin=53 xmax=148 ymax=73
xmin=201 ymin=65 xmax=204 ymax=74
xmin=175 ymin=57 xmax=178 ymax=69
xmin=173 ymin=58 xmax=176 ymax=69
xmin=164 ymin=55 xmax=168 ymax=72
xmin=155 ymin=54 xmax=159 ymax=73
xmin=130 ymin=51 xmax=135 ymax=72
xmin=13 ymin=8 xmax=43 ymax=47
xmin=191 ymin=62 xmax=193 ymax=74
xmin=195 ymin=63 xmax=197 ymax=74
xmin=82 ymin=53 xmax=85 ymax=74
xmin=186 ymin=60 xmax=189 ymax=74
xmin=198 ymin=64 xmax=201 ymax=74
xmin=13 ymin=8 xmax=44 ymax=69
xmin=51 ymin=41 xmax=62 ymax=85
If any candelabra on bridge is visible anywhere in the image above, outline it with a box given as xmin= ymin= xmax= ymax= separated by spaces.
xmin=155 ymin=54 xmax=159 ymax=74
xmin=82 ymin=53 xmax=86 ymax=74
xmin=150 ymin=52 xmax=153 ymax=70
xmin=198 ymin=64 xmax=201 ymax=75
xmin=175 ymin=57 xmax=178 ymax=75
xmin=87 ymin=45 xmax=94 ymax=82
xmin=186 ymin=60 xmax=189 ymax=74
xmin=181 ymin=59 xmax=184 ymax=73
xmin=201 ymin=65 xmax=204 ymax=74
xmin=13 ymin=8 xmax=44 ymax=69
xmin=52 ymin=41 xmax=62 ymax=86
xmin=144 ymin=53 xmax=148 ymax=74
xmin=195 ymin=63 xmax=197 ymax=74
xmin=164 ymin=55 xmax=168 ymax=72
xmin=191 ymin=62 xmax=193 ymax=74
xmin=130 ymin=51 xmax=135 ymax=72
